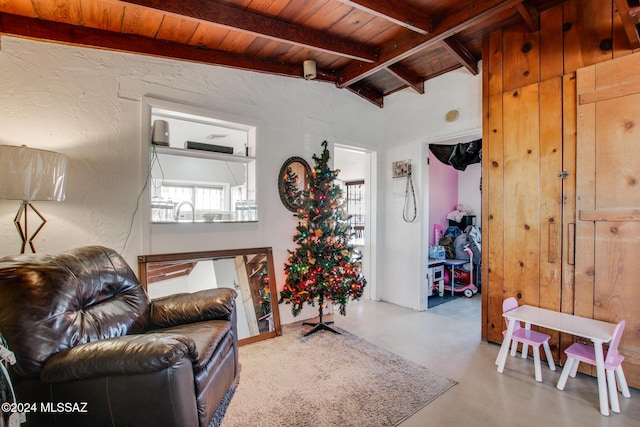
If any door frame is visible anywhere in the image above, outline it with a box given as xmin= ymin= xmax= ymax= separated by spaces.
xmin=334 ymin=144 xmax=378 ymax=301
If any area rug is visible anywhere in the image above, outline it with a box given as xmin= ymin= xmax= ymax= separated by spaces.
xmin=219 ymin=323 xmax=456 ymax=427
xmin=427 ymin=292 xmax=459 ymax=308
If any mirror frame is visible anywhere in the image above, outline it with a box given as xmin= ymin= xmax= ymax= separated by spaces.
xmin=278 ymin=156 xmax=311 ymax=212
xmin=138 ymin=247 xmax=282 ymax=346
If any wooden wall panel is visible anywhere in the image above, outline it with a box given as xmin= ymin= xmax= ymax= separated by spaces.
xmin=595 ymin=94 xmax=640 ymax=207
xmin=503 ymin=24 xmax=540 ymax=92
xmin=560 ymin=72 xmax=577 ymax=361
xmin=575 ymin=53 xmax=640 ymax=385
xmin=481 ymin=0 xmax=635 ymax=345
xmin=538 ymin=76 xmax=562 ymax=313
xmin=540 ymin=7 xmax=564 ymax=81
xmin=538 ymin=77 xmax=563 ymax=356
xmin=481 ymin=36 xmax=491 ymax=340
xmin=485 ymin=92 xmax=505 ymax=343
xmin=563 ymin=0 xmax=614 ymax=73
xmin=502 ymin=83 xmax=541 ymax=307
xmin=483 ymin=30 xmax=506 ymax=344
xmin=574 ymin=65 xmax=596 ymax=320
xmin=487 ymin=30 xmax=504 ymax=97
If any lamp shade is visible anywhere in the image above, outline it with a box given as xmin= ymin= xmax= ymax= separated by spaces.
xmin=0 ymin=145 xmax=67 ymax=202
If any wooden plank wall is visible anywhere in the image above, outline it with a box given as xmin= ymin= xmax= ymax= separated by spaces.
xmin=482 ymin=0 xmax=635 ymax=348
xmin=575 ymin=54 xmax=640 ymax=385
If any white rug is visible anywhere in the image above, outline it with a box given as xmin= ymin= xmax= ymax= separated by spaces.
xmin=220 ymin=323 xmax=456 ymax=427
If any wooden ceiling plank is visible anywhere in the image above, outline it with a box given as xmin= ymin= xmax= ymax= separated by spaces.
xmin=441 ymin=36 xmax=479 ymax=75
xmin=0 ymin=13 xmax=338 ymax=82
xmin=189 ymin=22 xmax=230 ymax=50
xmin=155 ymin=14 xmax=199 ymax=45
xmin=80 ymin=0 xmax=125 ymax=33
xmin=337 ymin=0 xmax=433 ymax=35
xmin=614 ymin=0 xmax=640 ymax=49
xmin=120 ymin=0 xmax=379 ymax=62
xmin=386 ymin=63 xmax=424 ymax=94
xmin=31 ymin=0 xmax=82 ymax=24
xmin=516 ymin=1 xmax=540 ymax=32
xmin=0 ymin=0 xmax=36 ymax=16
xmin=121 ymin=4 xmax=164 ymax=38
xmin=337 ymin=0 xmax=525 ymax=88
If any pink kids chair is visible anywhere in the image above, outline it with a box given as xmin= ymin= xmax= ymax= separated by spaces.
xmin=501 ymin=297 xmax=556 ymax=382
xmin=556 ymin=320 xmax=631 ymax=413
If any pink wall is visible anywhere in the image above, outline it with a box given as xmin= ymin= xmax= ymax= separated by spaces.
xmin=428 ymin=151 xmax=458 ymax=245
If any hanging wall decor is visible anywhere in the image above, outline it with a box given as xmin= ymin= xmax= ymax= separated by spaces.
xmin=429 ymin=139 xmax=482 ymax=171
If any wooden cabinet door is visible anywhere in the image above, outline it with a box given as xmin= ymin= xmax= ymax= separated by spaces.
xmin=575 ymin=53 xmax=640 ymax=387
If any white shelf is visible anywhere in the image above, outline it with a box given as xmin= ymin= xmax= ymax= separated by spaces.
xmin=154 ymin=145 xmax=255 ymax=163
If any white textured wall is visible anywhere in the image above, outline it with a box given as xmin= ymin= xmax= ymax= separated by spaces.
xmin=0 ymin=36 xmax=482 ymax=319
xmin=381 ymin=68 xmax=482 ymax=310
xmin=0 ymin=36 xmax=383 ymax=325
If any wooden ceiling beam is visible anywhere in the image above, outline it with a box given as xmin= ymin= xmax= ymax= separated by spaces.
xmin=0 ymin=13 xmax=339 ymax=83
xmin=336 ymin=0 xmax=525 ymax=88
xmin=441 ymin=36 xmax=479 ymax=75
xmin=614 ymin=0 xmax=640 ymax=49
xmin=386 ymin=63 xmax=424 ymax=94
xmin=516 ymin=1 xmax=540 ymax=32
xmin=346 ymin=83 xmax=384 ymax=108
xmin=337 ymin=0 xmax=433 ymax=35
xmin=121 ymin=0 xmax=378 ymax=62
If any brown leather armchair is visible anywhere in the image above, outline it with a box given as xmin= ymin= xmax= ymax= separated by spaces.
xmin=0 ymin=246 xmax=239 ymax=427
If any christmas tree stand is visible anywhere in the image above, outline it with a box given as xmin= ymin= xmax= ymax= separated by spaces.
xmin=302 ymin=320 xmax=340 ymax=336
xmin=302 ymin=307 xmax=341 ymax=336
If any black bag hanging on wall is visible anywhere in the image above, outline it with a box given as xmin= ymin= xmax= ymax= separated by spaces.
xmin=429 ymin=139 xmax=482 ymax=171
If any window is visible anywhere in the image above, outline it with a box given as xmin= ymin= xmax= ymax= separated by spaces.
xmin=144 ymin=98 xmax=257 ymax=223
xmin=154 ymin=183 xmax=227 ymax=222
xmin=345 ymin=180 xmax=365 ymax=244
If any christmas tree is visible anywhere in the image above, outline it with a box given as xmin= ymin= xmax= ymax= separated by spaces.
xmin=279 ymin=141 xmax=366 ymax=336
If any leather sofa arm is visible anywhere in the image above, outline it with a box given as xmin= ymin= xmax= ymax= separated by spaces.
xmin=148 ymin=288 xmax=237 ymax=329
xmin=40 ymin=333 xmax=196 ymax=382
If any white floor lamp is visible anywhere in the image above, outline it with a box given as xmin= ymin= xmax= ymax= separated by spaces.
xmin=0 ymin=145 xmax=67 ymax=253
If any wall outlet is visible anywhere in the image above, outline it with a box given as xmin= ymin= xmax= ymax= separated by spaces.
xmin=392 ymin=160 xmax=411 ymax=178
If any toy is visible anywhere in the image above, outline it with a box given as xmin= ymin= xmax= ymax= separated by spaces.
xmin=442 ymin=247 xmax=478 ymax=298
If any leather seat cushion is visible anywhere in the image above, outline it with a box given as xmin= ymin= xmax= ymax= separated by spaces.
xmin=148 ymin=320 xmax=234 ymax=387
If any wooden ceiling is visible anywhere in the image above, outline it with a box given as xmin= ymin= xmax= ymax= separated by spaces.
xmin=0 ymin=0 xmax=638 ymax=107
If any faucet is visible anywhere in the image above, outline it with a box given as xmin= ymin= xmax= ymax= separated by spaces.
xmin=174 ymin=201 xmax=195 ymax=222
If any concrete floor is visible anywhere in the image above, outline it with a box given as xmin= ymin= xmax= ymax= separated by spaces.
xmin=331 ymin=295 xmax=640 ymax=427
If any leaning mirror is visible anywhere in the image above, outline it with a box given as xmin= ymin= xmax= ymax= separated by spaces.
xmin=138 ymin=247 xmax=281 ymax=346
xmin=278 ymin=156 xmax=311 ymax=212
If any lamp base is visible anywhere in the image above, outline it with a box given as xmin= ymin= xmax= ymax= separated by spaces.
xmin=14 ymin=201 xmax=47 ymax=253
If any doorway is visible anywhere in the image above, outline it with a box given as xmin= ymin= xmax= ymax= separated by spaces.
xmin=334 ymin=144 xmax=377 ymax=301
xmin=426 ymin=134 xmax=482 ymax=308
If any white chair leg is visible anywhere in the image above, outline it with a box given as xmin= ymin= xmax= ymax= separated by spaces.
xmin=533 ymin=346 xmax=542 ymax=382
xmin=570 ymin=359 xmax=580 ymax=378
xmin=615 ymin=366 xmax=631 ymax=398
xmin=542 ymin=341 xmax=556 ymax=371
xmin=510 ymin=339 xmax=518 ymax=357
xmin=607 ymin=369 xmax=621 ymax=413
xmin=521 ymin=343 xmax=530 ymax=359
xmin=557 ymin=358 xmax=575 ymax=390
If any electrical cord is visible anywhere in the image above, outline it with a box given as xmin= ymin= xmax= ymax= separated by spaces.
xmin=120 ymin=145 xmax=159 ymax=253
xmin=403 ymin=167 xmax=417 ymax=222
